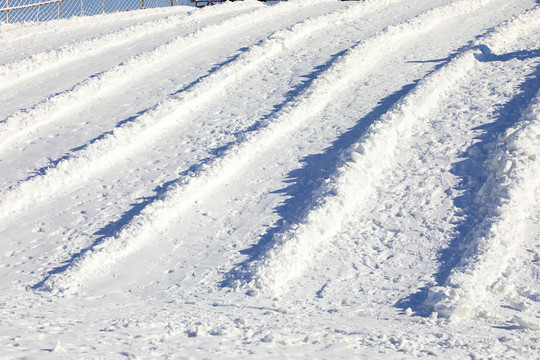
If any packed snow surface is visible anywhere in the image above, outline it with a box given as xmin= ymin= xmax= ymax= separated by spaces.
xmin=1 ymin=0 xmax=540 ymax=358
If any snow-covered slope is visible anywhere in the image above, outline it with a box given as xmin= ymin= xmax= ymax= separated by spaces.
xmin=1 ymin=0 xmax=540 ymax=358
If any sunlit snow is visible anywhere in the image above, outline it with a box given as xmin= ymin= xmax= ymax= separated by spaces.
xmin=1 ymin=0 xmax=539 ymax=357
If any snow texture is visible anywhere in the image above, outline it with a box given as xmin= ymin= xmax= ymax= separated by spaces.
xmin=1 ymin=0 xmax=540 ymax=358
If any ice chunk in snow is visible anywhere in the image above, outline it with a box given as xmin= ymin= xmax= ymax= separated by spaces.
xmin=424 ymin=286 xmax=473 ymax=320
xmin=52 ymin=340 xmax=64 ymax=353
xmin=513 ymin=316 xmax=540 ymax=331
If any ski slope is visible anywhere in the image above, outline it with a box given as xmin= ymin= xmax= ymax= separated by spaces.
xmin=1 ymin=0 xmax=540 ymax=357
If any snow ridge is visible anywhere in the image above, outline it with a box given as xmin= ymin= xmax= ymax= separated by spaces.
xmin=0 ymin=0 xmax=393 ymax=222
xmin=37 ymin=0 xmax=497 ymax=294
xmin=425 ymin=8 xmax=540 ymax=320
xmin=0 ymin=1 xmax=260 ymax=91
xmin=0 ymin=5 xmax=190 ymax=44
xmin=235 ymin=5 xmax=540 ymax=296
xmin=35 ymin=0 xmax=402 ymax=295
xmin=0 ymin=0 xmax=307 ymax=152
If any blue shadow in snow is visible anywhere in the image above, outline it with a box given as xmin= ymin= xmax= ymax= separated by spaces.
xmin=221 ymin=79 xmax=420 ymax=288
xmin=221 ymin=39 xmax=480 ymax=290
xmin=476 ymin=45 xmax=540 ymax=62
xmin=396 ymin=48 xmax=540 ymax=315
xmin=23 ymin=108 xmax=149 ymax=183
xmin=31 ymin=179 xmax=178 ymax=291
xmin=242 ymin=48 xmax=350 ymax=135
xmin=169 ymin=46 xmax=249 ymax=97
xmin=30 ymin=45 xmax=259 ymax=290
xmin=33 ymin=46 xmax=353 ymax=291
xmin=21 ymin=45 xmax=251 ymax=186
xmin=138 ymin=47 xmax=353 ymax=182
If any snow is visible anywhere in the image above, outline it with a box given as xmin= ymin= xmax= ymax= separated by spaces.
xmin=426 ymin=62 xmax=540 ymax=319
xmin=1 ymin=0 xmax=540 ymax=358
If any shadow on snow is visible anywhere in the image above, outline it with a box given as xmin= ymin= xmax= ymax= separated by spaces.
xmin=30 ymin=45 xmax=254 ymax=291
xmin=221 ymin=40 xmax=478 ymax=291
xmin=31 ymin=43 xmax=348 ymax=291
xmin=22 ymin=45 xmax=251 ymax=185
xmin=396 ymin=48 xmax=540 ymax=315
xmin=220 ymin=82 xmax=419 ymax=288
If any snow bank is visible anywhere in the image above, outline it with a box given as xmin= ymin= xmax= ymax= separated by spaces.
xmin=35 ymin=0 xmax=398 ymax=294
xmin=425 ymin=9 xmax=540 ymax=318
xmin=235 ymin=2 xmax=540 ymax=296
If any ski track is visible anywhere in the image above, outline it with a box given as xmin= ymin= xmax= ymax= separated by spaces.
xmin=234 ymin=6 xmax=540 ymax=296
xmin=0 ymin=0 xmax=397 ymax=221
xmin=0 ymin=6 xmax=191 ymax=46
xmin=19 ymin=0 xmax=424 ymax=297
xmin=424 ymin=41 xmax=540 ymax=319
xmin=0 ymin=2 xmax=262 ymax=91
xmin=0 ymin=0 xmax=314 ymax=151
xmin=31 ymin=0 xmax=403 ymax=294
xmin=36 ymin=0 xmax=504 ymax=294
xmin=0 ymin=0 xmax=406 ymax=179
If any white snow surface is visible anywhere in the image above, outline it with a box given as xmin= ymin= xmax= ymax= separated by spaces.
xmin=1 ymin=0 xmax=540 ymax=358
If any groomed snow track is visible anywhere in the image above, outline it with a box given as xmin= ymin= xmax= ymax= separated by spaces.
xmin=1 ymin=0 xmax=540 ymax=358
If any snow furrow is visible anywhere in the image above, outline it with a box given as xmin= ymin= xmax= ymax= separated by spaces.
xmin=0 ymin=2 xmax=261 ymax=91
xmin=0 ymin=0 xmax=317 ymax=152
xmin=234 ymin=6 xmax=540 ymax=296
xmin=424 ymin=11 xmax=540 ymax=320
xmin=0 ymin=6 xmax=191 ymax=45
xmin=0 ymin=0 xmax=394 ymax=221
xmin=36 ymin=0 xmax=498 ymax=295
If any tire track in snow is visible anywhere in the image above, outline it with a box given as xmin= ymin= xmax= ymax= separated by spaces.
xmin=35 ymin=0 xmax=498 ymax=295
xmin=231 ymin=6 xmax=540 ymax=296
xmin=0 ymin=0 xmax=320 ymax=152
xmin=0 ymin=2 xmax=261 ymax=92
xmin=0 ymin=0 xmax=395 ymax=221
xmin=424 ymin=14 xmax=540 ymax=319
